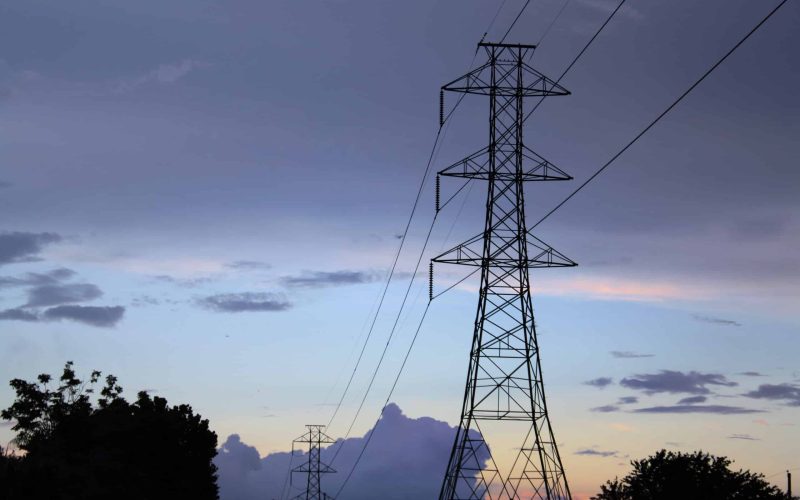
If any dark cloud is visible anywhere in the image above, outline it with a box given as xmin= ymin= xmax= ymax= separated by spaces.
xmin=584 ymin=377 xmax=614 ymax=389
xmin=590 ymin=405 xmax=619 ymax=413
xmin=280 ymin=270 xmax=381 ymax=288
xmin=0 ymin=231 xmax=61 ymax=265
xmin=610 ymin=351 xmax=654 ymax=359
xmin=692 ymin=314 xmax=741 ymax=327
xmin=0 ymin=181 xmax=12 ymax=189
xmin=198 ymin=292 xmax=291 ymax=313
xmin=633 ymin=405 xmax=763 ymax=415
xmin=225 ymin=260 xmax=271 ymax=270
xmin=620 ymin=370 xmax=737 ymax=395
xmin=617 ymin=396 xmax=638 ymax=405
xmin=0 ymin=308 xmax=39 ymax=321
xmin=739 ymin=371 xmax=766 ymax=377
xmin=728 ymin=434 xmax=759 ymax=441
xmin=0 ymin=268 xmax=75 ymax=288
xmin=25 ymin=283 xmax=102 ymax=307
xmin=742 ymin=384 xmax=800 ymax=406
xmin=214 ymin=404 xmax=487 ymax=500
xmin=42 ymin=305 xmax=125 ymax=327
xmin=677 ymin=395 xmax=707 ymax=405
xmin=575 ymin=449 xmax=617 ymax=458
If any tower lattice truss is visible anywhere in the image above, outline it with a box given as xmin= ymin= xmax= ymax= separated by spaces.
xmin=291 ymin=425 xmax=336 ymax=500
xmin=434 ymin=42 xmax=575 ymax=500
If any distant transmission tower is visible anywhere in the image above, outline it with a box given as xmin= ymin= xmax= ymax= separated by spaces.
xmin=434 ymin=41 xmax=575 ymax=499
xmin=290 ymin=425 xmax=336 ymax=500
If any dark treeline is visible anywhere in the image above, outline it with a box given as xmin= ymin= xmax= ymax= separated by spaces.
xmin=0 ymin=362 xmax=218 ymax=500
xmin=592 ymin=449 xmax=791 ymax=500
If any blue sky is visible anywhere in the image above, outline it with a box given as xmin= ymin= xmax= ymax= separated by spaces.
xmin=1 ymin=0 xmax=798 ymax=497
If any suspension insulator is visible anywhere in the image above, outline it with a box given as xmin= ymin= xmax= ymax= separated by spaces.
xmin=435 ymin=175 xmax=441 ymax=213
xmin=439 ymin=89 xmax=445 ymax=127
xmin=429 ymin=262 xmax=434 ymax=301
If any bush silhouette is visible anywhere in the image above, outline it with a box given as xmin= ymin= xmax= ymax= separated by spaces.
xmin=592 ymin=449 xmax=787 ymax=500
xmin=1 ymin=362 xmax=218 ymax=500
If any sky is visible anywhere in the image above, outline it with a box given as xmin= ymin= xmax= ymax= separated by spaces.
xmin=1 ymin=0 xmax=799 ymax=498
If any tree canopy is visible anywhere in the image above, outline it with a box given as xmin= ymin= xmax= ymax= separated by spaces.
xmin=1 ymin=362 xmax=218 ymax=500
xmin=592 ymin=449 xmax=788 ymax=500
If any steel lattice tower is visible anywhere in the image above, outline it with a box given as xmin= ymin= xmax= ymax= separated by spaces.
xmin=434 ymin=42 xmax=575 ymax=500
xmin=290 ymin=425 xmax=336 ymax=500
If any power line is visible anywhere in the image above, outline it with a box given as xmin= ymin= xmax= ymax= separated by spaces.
xmin=325 ymin=0 xmax=545 ymax=468
xmin=432 ymin=0 xmax=626 ymax=300
xmin=330 ymin=0 xmax=790 ymax=496
xmin=329 ymin=1 xmax=630 ymax=493
xmin=500 ymin=0 xmax=533 ymax=43
xmin=537 ymin=0 xmax=571 ymax=48
xmin=333 ymin=302 xmax=432 ymax=499
xmin=525 ymin=0 xmax=626 ymax=120
xmin=324 ymin=114 xmax=442 ymax=432
xmin=437 ymin=0 xmax=789 ymax=300
xmin=321 ymin=0 xmax=516 ymax=436
xmin=331 ymin=209 xmax=439 ymax=462
xmin=528 ymin=0 xmax=789 ymax=232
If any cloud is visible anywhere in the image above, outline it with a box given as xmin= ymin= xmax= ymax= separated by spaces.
xmin=214 ymin=403 xmax=487 ymax=500
xmin=117 ymin=59 xmax=209 ymax=92
xmin=728 ymin=434 xmax=759 ymax=441
xmin=610 ymin=351 xmax=654 ymax=359
xmin=0 ymin=304 xmax=125 ymax=327
xmin=742 ymin=384 xmax=800 ymax=406
xmin=0 ymin=181 xmax=11 ymax=189
xmin=584 ymin=377 xmax=614 ymax=389
xmin=633 ymin=405 xmax=763 ymax=415
xmin=0 ymin=308 xmax=39 ymax=321
xmin=692 ymin=314 xmax=741 ymax=327
xmin=0 ymin=231 xmax=61 ymax=265
xmin=42 ymin=305 xmax=125 ymax=327
xmin=25 ymin=283 xmax=103 ymax=307
xmin=198 ymin=292 xmax=291 ymax=313
xmin=151 ymin=274 xmax=215 ymax=288
xmin=739 ymin=371 xmax=766 ymax=377
xmin=280 ymin=270 xmax=382 ymax=288
xmin=620 ymin=370 xmax=737 ymax=395
xmin=575 ymin=448 xmax=617 ymax=458
xmin=0 ymin=268 xmax=76 ymax=288
xmin=131 ymin=295 xmax=161 ymax=307
xmin=677 ymin=395 xmax=707 ymax=405
xmin=590 ymin=405 xmax=619 ymax=413
xmin=535 ymin=276 xmax=703 ymax=302
xmin=225 ymin=260 xmax=271 ymax=270
xmin=617 ymin=396 xmax=638 ymax=405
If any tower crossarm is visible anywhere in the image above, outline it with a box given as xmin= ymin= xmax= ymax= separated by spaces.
xmin=439 ymin=145 xmax=572 ymax=182
xmin=432 ymin=231 xmax=576 ymax=268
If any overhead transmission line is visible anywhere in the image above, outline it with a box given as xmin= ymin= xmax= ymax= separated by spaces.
xmin=277 ymin=5 xmax=522 ymax=498
xmin=319 ymin=0 xmax=513 ymax=440
xmin=281 ymin=2 xmax=521 ymax=495
xmin=527 ymin=0 xmax=789 ymax=231
xmin=323 ymin=0 xmax=544 ymax=465
xmin=332 ymin=0 xmax=791 ymax=496
xmin=331 ymin=1 xmax=622 ymax=496
xmin=322 ymin=0 xmax=530 ymax=463
xmin=432 ymin=0 xmax=627 ymax=299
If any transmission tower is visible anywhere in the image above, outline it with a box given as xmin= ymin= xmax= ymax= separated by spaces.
xmin=433 ymin=41 xmax=575 ymax=499
xmin=290 ymin=425 xmax=336 ymax=500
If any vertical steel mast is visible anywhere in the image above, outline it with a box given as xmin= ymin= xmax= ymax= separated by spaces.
xmin=290 ymin=425 xmax=336 ymax=500
xmin=434 ymin=42 xmax=575 ymax=499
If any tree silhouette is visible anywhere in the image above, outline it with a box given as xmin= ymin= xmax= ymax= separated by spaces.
xmin=592 ymin=449 xmax=788 ymax=500
xmin=1 ymin=362 xmax=218 ymax=500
